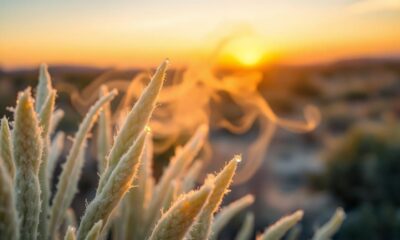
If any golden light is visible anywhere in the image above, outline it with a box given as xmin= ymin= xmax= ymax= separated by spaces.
xmin=220 ymin=36 xmax=267 ymax=68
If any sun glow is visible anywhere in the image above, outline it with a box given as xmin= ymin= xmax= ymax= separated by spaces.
xmin=220 ymin=36 xmax=268 ymax=68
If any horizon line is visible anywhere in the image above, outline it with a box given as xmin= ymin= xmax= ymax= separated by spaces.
xmin=1 ymin=52 xmax=400 ymax=72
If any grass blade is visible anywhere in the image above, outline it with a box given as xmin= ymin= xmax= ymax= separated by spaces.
xmin=64 ymin=227 xmax=76 ymax=240
xmin=312 ymin=208 xmax=346 ymax=240
xmin=97 ymin=85 xmax=113 ymax=174
xmin=77 ymin=130 xmax=147 ymax=240
xmin=47 ymin=131 xmax=65 ymax=183
xmin=145 ymin=125 xmax=208 ymax=234
xmin=98 ymin=60 xmax=168 ymax=193
xmin=35 ymin=63 xmax=52 ymax=112
xmin=212 ymin=195 xmax=255 ymax=240
xmin=122 ymin=133 xmax=154 ymax=240
xmin=235 ymin=212 xmax=255 ymax=240
xmin=84 ymin=220 xmax=103 ymax=240
xmin=188 ymin=156 xmax=239 ymax=240
xmin=49 ymin=90 xmax=117 ymax=238
xmin=38 ymin=89 xmax=56 ymax=239
xmin=257 ymin=210 xmax=303 ymax=240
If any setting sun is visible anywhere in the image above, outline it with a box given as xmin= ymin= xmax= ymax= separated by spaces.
xmin=218 ymin=36 xmax=269 ymax=68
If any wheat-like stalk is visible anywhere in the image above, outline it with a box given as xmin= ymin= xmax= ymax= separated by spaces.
xmin=149 ymin=183 xmax=213 ymax=240
xmin=97 ymin=85 xmax=113 ymax=174
xmin=83 ymin=220 xmax=103 ymax=240
xmin=312 ymin=208 xmax=346 ymax=240
xmin=0 ymin=156 xmax=19 ymax=240
xmin=0 ymin=117 xmax=15 ymax=180
xmin=49 ymin=109 xmax=64 ymax=135
xmin=47 ymin=131 xmax=65 ymax=183
xmin=121 ymin=132 xmax=154 ymax=240
xmin=212 ymin=194 xmax=255 ymax=239
xmin=49 ymin=90 xmax=118 ymax=238
xmin=64 ymin=227 xmax=76 ymax=240
xmin=77 ymin=130 xmax=147 ymax=240
xmin=257 ymin=211 xmax=303 ymax=240
xmin=35 ymin=63 xmax=53 ymax=113
xmin=0 ymin=61 xmax=346 ymax=240
xmin=182 ymin=160 xmax=203 ymax=193
xmin=13 ymin=89 xmax=43 ymax=240
xmin=144 ymin=124 xmax=209 ymax=235
xmin=38 ymin=89 xmax=56 ymax=239
xmin=235 ymin=212 xmax=255 ymax=240
xmin=97 ymin=59 xmax=168 ymax=193
xmin=188 ymin=155 xmax=240 ymax=240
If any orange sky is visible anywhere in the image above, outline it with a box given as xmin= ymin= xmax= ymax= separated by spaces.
xmin=1 ymin=0 xmax=400 ymax=69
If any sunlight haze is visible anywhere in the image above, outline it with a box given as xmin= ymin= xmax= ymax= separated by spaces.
xmin=1 ymin=0 xmax=399 ymax=69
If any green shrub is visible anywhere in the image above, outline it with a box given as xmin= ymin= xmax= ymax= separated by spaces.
xmin=323 ymin=124 xmax=400 ymax=208
xmin=319 ymin=123 xmax=400 ymax=239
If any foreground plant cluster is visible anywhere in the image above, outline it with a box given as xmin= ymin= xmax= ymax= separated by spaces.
xmin=0 ymin=60 xmax=344 ymax=240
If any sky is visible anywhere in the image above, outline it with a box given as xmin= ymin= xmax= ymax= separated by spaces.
xmin=1 ymin=0 xmax=400 ymax=69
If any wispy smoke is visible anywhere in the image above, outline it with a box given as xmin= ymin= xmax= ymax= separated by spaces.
xmin=56 ymin=41 xmax=320 ymax=184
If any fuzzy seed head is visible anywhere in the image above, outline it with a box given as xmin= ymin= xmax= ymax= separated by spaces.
xmin=13 ymin=90 xmax=43 ymax=240
xmin=13 ymin=89 xmax=43 ymax=173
